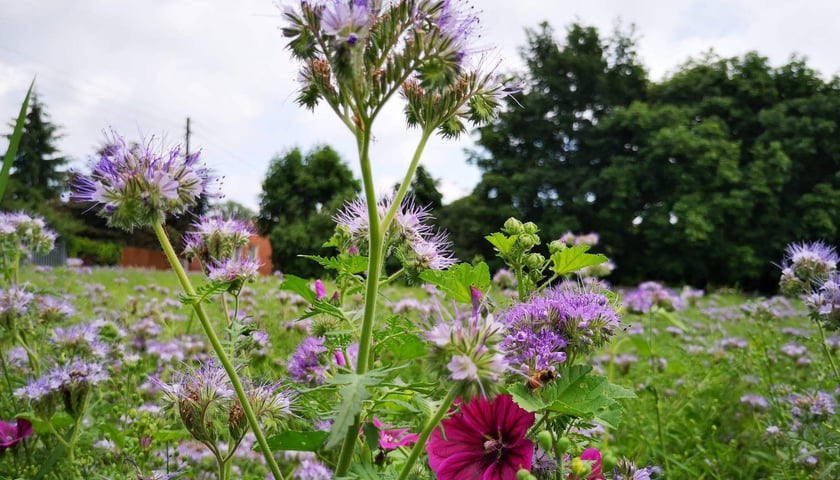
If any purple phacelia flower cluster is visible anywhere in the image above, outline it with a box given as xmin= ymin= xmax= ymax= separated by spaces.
xmin=288 ymin=336 xmax=329 ymax=386
xmin=502 ymin=283 xmax=621 ymax=372
xmin=183 ymin=216 xmax=253 ymax=265
xmin=334 ymin=194 xmax=456 ymax=274
xmin=779 ymin=241 xmax=838 ymax=295
xmin=0 ymin=212 xmax=57 ymax=280
xmin=15 ymin=359 xmax=110 ymax=417
xmin=623 ymin=281 xmax=685 ymax=313
xmin=71 ymin=129 xmax=216 ymax=231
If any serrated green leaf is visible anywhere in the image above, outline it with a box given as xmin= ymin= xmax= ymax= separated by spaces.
xmin=180 ymin=281 xmax=230 ymax=305
xmin=419 ymin=262 xmax=490 ymax=303
xmin=550 ymin=244 xmax=608 ymax=276
xmin=279 ymin=275 xmax=318 ymax=303
xmin=604 ymin=381 xmax=637 ymax=400
xmin=485 ymin=232 xmax=514 ymax=258
xmin=325 ymin=371 xmax=386 ymax=449
xmin=301 ymin=254 xmax=369 ymax=275
xmin=264 ymin=431 xmax=328 ymax=452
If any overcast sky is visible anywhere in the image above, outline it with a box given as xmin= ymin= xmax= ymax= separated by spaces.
xmin=2 ymin=0 xmax=839 ymax=212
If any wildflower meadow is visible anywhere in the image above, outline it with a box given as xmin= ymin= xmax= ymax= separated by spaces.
xmin=1 ymin=1 xmax=839 ymax=480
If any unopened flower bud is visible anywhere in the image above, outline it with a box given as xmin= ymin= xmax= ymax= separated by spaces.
xmin=228 ymin=400 xmax=248 ymax=441
xmin=537 ymin=430 xmax=553 ymax=451
xmin=516 ymin=468 xmax=537 ymax=480
xmin=556 ymin=436 xmax=572 ymax=453
xmin=548 ymin=239 xmax=566 ymax=254
xmin=523 ymin=222 xmax=539 ymax=235
xmin=503 ymin=218 xmax=524 ymax=235
xmin=525 ymin=253 xmax=545 ymax=270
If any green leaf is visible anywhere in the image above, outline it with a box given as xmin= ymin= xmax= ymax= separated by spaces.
xmin=485 ymin=232 xmax=514 ymax=258
xmin=0 ymin=78 xmax=34 ymax=205
xmin=377 ymin=331 xmax=426 ymax=361
xmin=508 ymin=364 xmax=633 ymax=429
xmin=654 ymin=307 xmax=690 ymax=331
xmin=324 ymin=371 xmax=386 ymax=449
xmin=362 ymin=420 xmax=380 ymax=452
xmin=549 ymin=244 xmax=608 ymax=276
xmin=419 ymin=262 xmax=490 ymax=303
xmin=98 ymin=422 xmax=126 ymax=449
xmin=264 ymin=431 xmax=328 ymax=452
xmin=179 ymin=281 xmax=230 ymax=305
xmin=50 ymin=411 xmax=74 ymax=430
xmin=279 ymin=274 xmax=318 ymax=303
xmin=301 ymin=254 xmax=369 ymax=275
xmin=153 ymin=429 xmax=191 ymax=442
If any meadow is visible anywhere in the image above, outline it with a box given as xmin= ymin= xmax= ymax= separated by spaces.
xmin=1 ymin=264 xmax=836 ymax=479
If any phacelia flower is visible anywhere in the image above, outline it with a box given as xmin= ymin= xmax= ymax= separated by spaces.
xmin=423 ymin=291 xmax=509 ymax=396
xmin=320 ymin=0 xmax=372 ymax=45
xmin=15 ymin=359 xmax=110 ymax=418
xmin=0 ymin=285 xmax=35 ymax=329
xmin=614 ymin=457 xmax=658 ymax=480
xmin=71 ymin=129 xmax=215 ymax=231
xmin=426 ymin=394 xmax=535 ymax=480
xmin=503 ymin=283 xmax=621 ymax=368
xmin=779 ymin=241 xmax=839 ymax=295
xmin=623 ymin=281 xmax=684 ymax=313
xmin=0 ymin=212 xmax=56 ymax=277
xmin=293 ymin=458 xmax=333 ymax=480
xmin=288 ymin=336 xmax=329 ymax=386
xmin=156 ymin=361 xmax=234 ymax=444
xmin=182 ymin=216 xmax=253 ymax=266
xmin=0 ymin=418 xmax=33 ymax=450
xmin=805 ymin=271 xmax=840 ymax=330
xmin=207 ymin=257 xmax=261 ymax=287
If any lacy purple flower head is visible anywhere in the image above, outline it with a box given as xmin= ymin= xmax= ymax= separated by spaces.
xmin=426 ymin=394 xmax=534 ymax=480
xmin=0 ymin=285 xmax=35 ymax=329
xmin=805 ymin=271 xmax=840 ymax=330
xmin=788 ymin=390 xmax=836 ymax=423
xmin=779 ymin=241 xmax=839 ymax=295
xmin=614 ymin=457 xmax=659 ymax=480
xmin=503 ymin=283 xmax=621 ymax=368
xmin=623 ymin=281 xmax=684 ymax=313
xmin=182 ymin=216 xmax=253 ymax=266
xmin=0 ymin=418 xmax=32 ymax=451
xmin=15 ymin=358 xmax=109 ymax=418
xmin=36 ymin=294 xmax=75 ymax=323
xmin=71 ymin=129 xmax=216 ymax=231
xmin=288 ymin=336 xmax=329 ymax=386
xmin=319 ymin=0 xmax=373 ymax=46
xmin=0 ymin=211 xmax=57 ymax=264
xmin=156 ymin=360 xmax=241 ymax=444
xmin=207 ymin=257 xmax=261 ymax=291
xmin=334 ymin=194 xmax=456 ymax=275
xmin=292 ymin=458 xmax=333 ymax=480
xmin=423 ymin=292 xmax=508 ymax=397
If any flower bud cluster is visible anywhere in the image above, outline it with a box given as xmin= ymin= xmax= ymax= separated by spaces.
xmin=182 ymin=216 xmax=260 ymax=292
xmin=156 ymin=361 xmax=294 ymax=451
xmin=15 ymin=359 xmax=110 ymax=418
xmin=71 ymin=130 xmax=216 ymax=231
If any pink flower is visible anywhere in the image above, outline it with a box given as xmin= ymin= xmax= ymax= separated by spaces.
xmin=314 ymin=279 xmax=327 ymax=300
xmin=0 ymin=418 xmax=33 ymax=450
xmin=370 ymin=418 xmax=419 ymax=450
xmin=426 ymin=394 xmax=535 ymax=480
xmin=569 ymin=448 xmax=605 ymax=480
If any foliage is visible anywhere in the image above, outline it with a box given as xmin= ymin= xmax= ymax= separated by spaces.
xmin=0 ymin=79 xmax=35 ymax=205
xmin=257 ymin=145 xmax=359 ymax=277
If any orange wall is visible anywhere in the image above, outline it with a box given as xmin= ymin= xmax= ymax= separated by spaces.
xmin=121 ymin=235 xmax=273 ymax=274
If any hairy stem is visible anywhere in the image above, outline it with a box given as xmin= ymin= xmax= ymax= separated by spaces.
xmin=152 ymin=223 xmax=285 ymax=480
xmin=396 ymin=385 xmax=460 ymax=480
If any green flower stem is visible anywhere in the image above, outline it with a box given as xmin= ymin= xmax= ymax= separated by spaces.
xmin=815 ymin=319 xmax=840 ymax=379
xmin=381 ymin=128 xmax=433 ymax=233
xmin=151 ymin=222 xmax=285 ymax=480
xmin=335 ymin=120 xmax=379 ymax=477
xmin=15 ymin=330 xmax=39 ymax=376
xmin=396 ymin=384 xmax=460 ymax=480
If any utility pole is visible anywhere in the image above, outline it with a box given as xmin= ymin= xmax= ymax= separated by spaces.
xmin=185 ymin=117 xmax=192 ymax=158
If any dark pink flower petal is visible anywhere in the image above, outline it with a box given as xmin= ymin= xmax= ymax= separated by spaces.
xmin=427 ymin=395 xmax=535 ymax=480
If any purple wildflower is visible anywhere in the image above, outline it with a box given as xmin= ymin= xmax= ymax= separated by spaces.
xmin=788 ymin=390 xmax=836 ymax=422
xmin=429 ymin=0 xmax=481 ymax=63
xmin=207 ymin=257 xmax=261 ymax=285
xmin=503 ymin=283 xmax=621 ymax=366
xmin=0 ymin=285 xmax=35 ymax=327
xmin=293 ymin=458 xmax=333 ymax=480
xmin=779 ymin=241 xmax=839 ymax=295
xmin=182 ymin=216 xmax=253 ymax=265
xmin=288 ymin=337 xmax=329 ymax=386
xmin=806 ymin=271 xmax=840 ymax=330
xmin=71 ymin=129 xmax=216 ymax=231
xmin=623 ymin=281 xmax=684 ymax=313
xmin=320 ymin=0 xmax=372 ymax=45
xmin=740 ymin=394 xmax=770 ymax=410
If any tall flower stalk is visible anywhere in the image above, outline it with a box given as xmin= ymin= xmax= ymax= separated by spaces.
xmin=70 ymin=133 xmax=285 ymax=480
xmin=282 ymin=1 xmax=520 ymax=475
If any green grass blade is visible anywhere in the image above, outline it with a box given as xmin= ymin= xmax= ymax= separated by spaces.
xmin=0 ymin=78 xmax=35 ymax=205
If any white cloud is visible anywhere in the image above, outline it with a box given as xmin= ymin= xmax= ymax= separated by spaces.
xmin=2 ymin=0 xmax=840 ymax=215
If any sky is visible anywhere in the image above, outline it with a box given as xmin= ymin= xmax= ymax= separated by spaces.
xmin=1 ymin=0 xmax=840 ymax=213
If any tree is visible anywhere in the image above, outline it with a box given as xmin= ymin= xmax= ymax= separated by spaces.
xmin=4 ymin=91 xmax=69 ymax=205
xmin=394 ymin=165 xmax=444 ymax=211
xmin=258 ymin=145 xmax=360 ymax=277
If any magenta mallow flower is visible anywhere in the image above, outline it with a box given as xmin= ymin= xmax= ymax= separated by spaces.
xmin=569 ymin=448 xmax=605 ymax=480
xmin=426 ymin=394 xmax=535 ymax=480
xmin=365 ymin=418 xmax=418 ymax=450
xmin=71 ymin=129 xmax=216 ymax=231
xmin=0 ymin=418 xmax=33 ymax=450
xmin=314 ymin=280 xmax=327 ymax=300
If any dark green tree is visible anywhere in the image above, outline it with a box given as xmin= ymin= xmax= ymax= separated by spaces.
xmin=4 ymin=92 xmax=69 ymax=205
xmin=258 ymin=145 xmax=360 ymax=277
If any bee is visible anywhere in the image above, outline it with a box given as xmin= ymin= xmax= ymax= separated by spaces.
xmin=526 ymin=369 xmax=556 ymax=390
